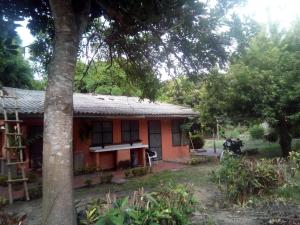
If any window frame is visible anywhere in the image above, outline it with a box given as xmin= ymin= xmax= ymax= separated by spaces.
xmin=91 ymin=120 xmax=113 ymax=147
xmin=121 ymin=120 xmax=140 ymax=143
xmin=171 ymin=120 xmax=188 ymax=146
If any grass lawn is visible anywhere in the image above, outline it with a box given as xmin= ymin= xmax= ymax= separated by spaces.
xmin=76 ymin=162 xmax=214 ymax=200
xmin=204 ymin=138 xmax=300 ymax=158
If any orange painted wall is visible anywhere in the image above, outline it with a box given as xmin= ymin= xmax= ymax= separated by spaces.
xmin=0 ymin=117 xmax=190 ymax=172
xmin=161 ymin=119 xmax=190 ymax=161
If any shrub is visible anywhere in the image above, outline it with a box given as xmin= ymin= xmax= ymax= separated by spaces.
xmin=0 ymin=196 xmax=7 ymax=210
xmin=0 ymin=176 xmax=7 ymax=186
xmin=249 ymin=125 xmax=265 ymax=139
xmin=187 ymin=157 xmax=209 ymax=165
xmin=85 ymin=179 xmax=93 ymax=187
xmin=264 ymin=130 xmax=278 ymax=142
xmin=288 ymin=151 xmax=300 ymax=177
xmin=79 ymin=184 xmax=196 ymax=225
xmin=131 ymin=167 xmax=149 ymax=177
xmin=190 ymin=134 xmax=205 ymax=149
xmin=292 ymin=141 xmax=300 ymax=152
xmin=27 ymin=171 xmax=38 ymax=183
xmin=99 ymin=173 xmax=113 ymax=184
xmin=212 ymin=154 xmax=285 ymax=204
xmin=125 ymin=167 xmax=149 ymax=178
xmin=28 ymin=184 xmax=42 ymax=199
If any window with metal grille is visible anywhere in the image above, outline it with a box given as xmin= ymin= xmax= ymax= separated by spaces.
xmin=121 ymin=120 xmax=140 ymax=143
xmin=171 ymin=120 xmax=188 ymax=146
xmin=91 ymin=121 xmax=113 ymax=146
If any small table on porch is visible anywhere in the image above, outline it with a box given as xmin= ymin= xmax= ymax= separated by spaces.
xmin=89 ymin=142 xmax=149 ymax=169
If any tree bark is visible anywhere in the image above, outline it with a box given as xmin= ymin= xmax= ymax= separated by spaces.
xmin=42 ymin=1 xmax=90 ymax=224
xmin=278 ymin=117 xmax=292 ymax=158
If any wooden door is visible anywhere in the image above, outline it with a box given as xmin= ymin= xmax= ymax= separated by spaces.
xmin=148 ymin=120 xmax=162 ymax=160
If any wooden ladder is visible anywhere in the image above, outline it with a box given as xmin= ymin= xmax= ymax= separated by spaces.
xmin=0 ymin=91 xmax=30 ymax=204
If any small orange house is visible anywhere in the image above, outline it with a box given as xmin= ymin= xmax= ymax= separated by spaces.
xmin=0 ymin=87 xmax=197 ymax=174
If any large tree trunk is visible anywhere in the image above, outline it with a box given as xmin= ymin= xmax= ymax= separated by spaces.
xmin=42 ymin=1 xmax=90 ymax=224
xmin=278 ymin=117 xmax=292 ymax=158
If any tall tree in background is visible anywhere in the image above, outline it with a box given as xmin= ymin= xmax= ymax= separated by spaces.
xmin=0 ymin=0 xmax=244 ymax=224
xmin=0 ymin=19 xmax=34 ymax=88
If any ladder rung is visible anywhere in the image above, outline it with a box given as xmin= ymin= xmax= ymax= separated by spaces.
xmin=3 ymin=106 xmax=20 ymax=109
xmin=5 ymin=146 xmax=26 ymax=149
xmin=5 ymin=132 xmax=22 ymax=136
xmin=1 ymin=96 xmax=17 ymax=99
xmin=6 ymin=161 xmax=26 ymax=166
xmin=4 ymin=120 xmax=23 ymax=123
xmin=7 ymin=178 xmax=28 ymax=183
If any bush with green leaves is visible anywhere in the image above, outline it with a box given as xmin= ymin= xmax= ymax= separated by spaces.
xmin=190 ymin=134 xmax=205 ymax=149
xmin=249 ymin=125 xmax=265 ymax=139
xmin=212 ymin=154 xmax=285 ymax=204
xmin=264 ymin=130 xmax=278 ymax=142
xmin=99 ymin=173 xmax=113 ymax=184
xmin=124 ymin=167 xmax=150 ymax=178
xmin=79 ymin=184 xmax=196 ymax=225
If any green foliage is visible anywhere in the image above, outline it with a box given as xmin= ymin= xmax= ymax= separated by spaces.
xmin=190 ymin=134 xmax=205 ymax=149
xmin=99 ymin=173 xmax=113 ymax=184
xmin=249 ymin=125 xmax=265 ymax=139
xmin=74 ymin=61 xmax=147 ymax=98
xmin=288 ymin=151 xmax=300 ymax=177
xmin=85 ymin=179 xmax=93 ymax=187
xmin=27 ymin=171 xmax=38 ymax=183
xmin=28 ymin=184 xmax=42 ymax=199
xmin=264 ymin=130 xmax=278 ymax=143
xmin=79 ymin=184 xmax=196 ymax=225
xmin=187 ymin=157 xmax=209 ymax=165
xmin=125 ymin=167 xmax=150 ymax=178
xmin=212 ymin=154 xmax=285 ymax=204
xmin=75 ymin=166 xmax=98 ymax=176
xmin=0 ymin=176 xmax=7 ymax=186
xmin=0 ymin=19 xmax=34 ymax=89
xmin=0 ymin=196 xmax=7 ymax=210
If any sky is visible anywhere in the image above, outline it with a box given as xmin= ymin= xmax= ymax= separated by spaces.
xmin=16 ymin=0 xmax=300 ymax=47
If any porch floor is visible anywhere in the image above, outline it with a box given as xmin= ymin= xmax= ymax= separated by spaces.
xmin=0 ymin=161 xmax=187 ymax=201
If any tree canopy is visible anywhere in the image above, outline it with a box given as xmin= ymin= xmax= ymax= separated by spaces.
xmin=0 ymin=19 xmax=34 ymax=88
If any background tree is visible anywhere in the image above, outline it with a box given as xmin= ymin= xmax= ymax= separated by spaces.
xmin=74 ymin=61 xmax=145 ymax=97
xmin=0 ymin=19 xmax=34 ymax=88
xmin=0 ymin=0 xmax=244 ymax=224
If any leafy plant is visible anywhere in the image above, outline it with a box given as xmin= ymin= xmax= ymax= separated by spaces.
xmin=0 ymin=175 xmax=7 ymax=186
xmin=0 ymin=196 xmax=7 ymax=210
xmin=79 ymin=184 xmax=196 ymax=225
xmin=99 ymin=173 xmax=113 ymax=184
xmin=125 ymin=167 xmax=149 ymax=178
xmin=288 ymin=151 xmax=300 ymax=177
xmin=187 ymin=157 xmax=209 ymax=165
xmin=28 ymin=183 xmax=42 ymax=199
xmin=212 ymin=154 xmax=285 ymax=204
xmin=190 ymin=134 xmax=205 ymax=149
xmin=249 ymin=125 xmax=265 ymax=140
xmin=85 ymin=179 xmax=93 ymax=187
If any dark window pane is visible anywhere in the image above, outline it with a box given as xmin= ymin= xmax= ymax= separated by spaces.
xmin=122 ymin=121 xmax=130 ymax=132
xmin=93 ymin=122 xmax=102 ymax=132
xmin=132 ymin=131 xmax=139 ymax=141
xmin=92 ymin=133 xmax=102 ymax=145
xmin=172 ymin=133 xmax=181 ymax=146
xmin=122 ymin=132 xmax=130 ymax=142
xmin=121 ymin=120 xmax=139 ymax=142
xmin=103 ymin=132 xmax=113 ymax=145
xmin=131 ymin=121 xmax=139 ymax=131
xmin=102 ymin=121 xmax=112 ymax=132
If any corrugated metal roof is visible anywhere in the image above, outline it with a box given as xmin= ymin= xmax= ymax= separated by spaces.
xmin=1 ymin=87 xmax=198 ymax=118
